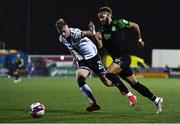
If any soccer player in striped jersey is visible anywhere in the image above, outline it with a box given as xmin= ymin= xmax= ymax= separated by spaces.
xmin=91 ymin=6 xmax=163 ymax=114
xmin=55 ymin=18 xmax=137 ymax=112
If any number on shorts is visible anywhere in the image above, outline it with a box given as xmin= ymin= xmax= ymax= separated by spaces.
xmin=97 ymin=60 xmax=104 ymax=70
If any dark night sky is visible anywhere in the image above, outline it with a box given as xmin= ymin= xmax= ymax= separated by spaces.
xmin=0 ymin=0 xmax=180 ymax=64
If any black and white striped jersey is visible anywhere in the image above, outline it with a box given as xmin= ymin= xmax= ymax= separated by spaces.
xmin=58 ymin=28 xmax=98 ymax=61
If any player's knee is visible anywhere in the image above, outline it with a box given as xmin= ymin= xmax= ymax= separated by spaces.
xmin=105 ymin=73 xmax=119 ymax=86
xmin=77 ymin=76 xmax=86 ymax=87
xmin=100 ymin=75 xmax=113 ymax=87
xmin=14 ymin=71 xmax=18 ymax=75
xmin=103 ymin=81 xmax=112 ymax=87
xmin=106 ymin=83 xmax=112 ymax=87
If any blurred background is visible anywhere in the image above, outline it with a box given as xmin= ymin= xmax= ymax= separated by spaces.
xmin=1 ymin=1 xmax=180 ymax=122
xmin=0 ymin=0 xmax=180 ymax=77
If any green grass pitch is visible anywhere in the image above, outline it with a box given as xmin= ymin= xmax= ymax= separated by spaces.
xmin=0 ymin=77 xmax=180 ymax=123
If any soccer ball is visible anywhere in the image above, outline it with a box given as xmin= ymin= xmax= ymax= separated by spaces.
xmin=29 ymin=102 xmax=45 ymax=118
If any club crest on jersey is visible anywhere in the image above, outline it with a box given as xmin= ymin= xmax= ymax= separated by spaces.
xmin=104 ymin=34 xmax=111 ymax=40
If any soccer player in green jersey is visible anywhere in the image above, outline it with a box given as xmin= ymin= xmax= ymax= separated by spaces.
xmin=90 ymin=6 xmax=163 ymax=114
xmin=55 ymin=18 xmax=137 ymax=112
xmin=13 ymin=54 xmax=24 ymax=83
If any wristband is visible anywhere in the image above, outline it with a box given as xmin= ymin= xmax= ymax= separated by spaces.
xmin=138 ymin=38 xmax=142 ymax=42
xmin=92 ymin=25 xmax=96 ymax=35
xmin=92 ymin=30 xmax=96 ymax=35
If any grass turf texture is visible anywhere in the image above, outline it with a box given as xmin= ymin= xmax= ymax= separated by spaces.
xmin=0 ymin=77 xmax=179 ymax=123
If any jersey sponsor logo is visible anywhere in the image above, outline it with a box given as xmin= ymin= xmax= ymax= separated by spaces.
xmin=104 ymin=34 xmax=111 ymax=40
xmin=68 ymin=38 xmax=79 ymax=46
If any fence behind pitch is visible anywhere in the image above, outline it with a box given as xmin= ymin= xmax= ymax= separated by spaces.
xmin=29 ymin=55 xmax=76 ymax=77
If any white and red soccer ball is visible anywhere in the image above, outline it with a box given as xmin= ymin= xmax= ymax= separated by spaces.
xmin=29 ymin=102 xmax=45 ymax=118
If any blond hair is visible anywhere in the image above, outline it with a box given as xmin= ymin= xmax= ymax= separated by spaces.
xmin=98 ymin=6 xmax=112 ymax=15
xmin=55 ymin=18 xmax=67 ymax=30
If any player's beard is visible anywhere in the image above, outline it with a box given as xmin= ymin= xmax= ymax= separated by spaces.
xmin=102 ymin=18 xmax=110 ymax=27
xmin=106 ymin=18 xmax=110 ymax=25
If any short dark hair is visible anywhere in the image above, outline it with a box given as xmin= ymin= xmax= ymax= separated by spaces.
xmin=55 ymin=18 xmax=67 ymax=30
xmin=98 ymin=6 xmax=112 ymax=15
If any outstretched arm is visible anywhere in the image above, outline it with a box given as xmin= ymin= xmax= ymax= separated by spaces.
xmin=129 ymin=21 xmax=145 ymax=48
xmin=81 ymin=30 xmax=94 ymax=37
xmin=81 ymin=31 xmax=103 ymax=49
xmin=93 ymin=32 xmax=103 ymax=48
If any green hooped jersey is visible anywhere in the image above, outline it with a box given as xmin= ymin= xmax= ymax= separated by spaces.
xmin=99 ymin=19 xmax=130 ymax=59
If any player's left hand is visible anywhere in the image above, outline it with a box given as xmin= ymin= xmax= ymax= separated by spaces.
xmin=72 ymin=59 xmax=78 ymax=68
xmin=137 ymin=39 xmax=145 ymax=48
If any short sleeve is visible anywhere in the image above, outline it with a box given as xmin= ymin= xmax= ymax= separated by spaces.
xmin=117 ymin=19 xmax=129 ymax=29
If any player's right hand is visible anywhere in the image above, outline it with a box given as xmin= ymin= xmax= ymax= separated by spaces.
xmin=88 ymin=20 xmax=95 ymax=34
xmin=137 ymin=39 xmax=145 ymax=48
xmin=72 ymin=59 xmax=78 ymax=68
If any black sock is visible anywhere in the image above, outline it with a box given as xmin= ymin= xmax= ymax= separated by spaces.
xmin=132 ymin=82 xmax=156 ymax=102
xmin=15 ymin=73 xmax=20 ymax=80
xmin=151 ymin=95 xmax=157 ymax=102
xmin=105 ymin=73 xmax=129 ymax=94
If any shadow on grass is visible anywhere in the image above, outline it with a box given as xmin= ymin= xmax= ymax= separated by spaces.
xmin=47 ymin=109 xmax=103 ymax=115
xmin=0 ymin=108 xmax=28 ymax=112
